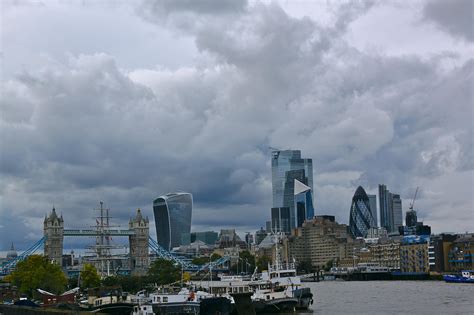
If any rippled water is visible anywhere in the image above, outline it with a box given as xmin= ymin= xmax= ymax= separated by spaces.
xmin=298 ymin=281 xmax=474 ymax=314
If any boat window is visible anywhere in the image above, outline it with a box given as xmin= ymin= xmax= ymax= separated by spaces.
xmin=143 ymin=307 xmax=147 ymax=310
xmin=239 ymin=287 xmax=243 ymax=293
xmin=157 ymin=297 xmax=161 ymax=303
xmin=163 ymin=297 xmax=168 ymax=302
xmin=267 ymin=295 xmax=270 ymax=300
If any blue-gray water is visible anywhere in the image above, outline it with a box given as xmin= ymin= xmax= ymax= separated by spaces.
xmin=300 ymin=281 xmax=474 ymax=314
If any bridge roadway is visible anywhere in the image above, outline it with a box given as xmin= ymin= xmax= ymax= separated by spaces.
xmin=63 ymin=229 xmax=135 ymax=236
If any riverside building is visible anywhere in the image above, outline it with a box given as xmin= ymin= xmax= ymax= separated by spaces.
xmin=400 ymin=236 xmax=430 ymax=273
xmin=288 ymin=216 xmax=351 ymax=270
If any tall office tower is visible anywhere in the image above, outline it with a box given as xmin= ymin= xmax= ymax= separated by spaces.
xmin=367 ymin=194 xmax=378 ymax=227
xmin=153 ymin=192 xmax=192 ymax=250
xmin=379 ymin=184 xmax=404 ymax=233
xmin=379 ymin=184 xmax=393 ymax=232
xmin=405 ymin=210 xmax=418 ymax=227
xmin=271 ymin=150 xmax=313 ymax=229
xmin=294 ymin=179 xmax=315 ymax=227
xmin=271 ymin=207 xmax=291 ymax=233
xmin=349 ymin=186 xmax=376 ymax=238
xmin=391 ymin=194 xmax=403 ymax=233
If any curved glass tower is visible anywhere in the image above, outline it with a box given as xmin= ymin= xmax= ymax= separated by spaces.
xmin=349 ymin=186 xmax=376 ymax=238
xmin=153 ymin=192 xmax=192 ymax=250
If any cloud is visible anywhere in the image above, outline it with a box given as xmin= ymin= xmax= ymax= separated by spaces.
xmin=0 ymin=1 xmax=473 ymax=249
xmin=423 ymin=0 xmax=473 ymax=42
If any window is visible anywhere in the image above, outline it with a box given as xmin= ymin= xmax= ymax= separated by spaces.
xmin=163 ymin=297 xmax=168 ymax=303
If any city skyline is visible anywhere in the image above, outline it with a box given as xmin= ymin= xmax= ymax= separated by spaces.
xmin=1 ymin=0 xmax=473 ymax=250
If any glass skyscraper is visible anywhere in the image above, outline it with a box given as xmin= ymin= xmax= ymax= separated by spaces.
xmin=392 ymin=194 xmax=403 ymax=232
xmin=294 ymin=179 xmax=315 ymax=228
xmin=271 ymin=207 xmax=291 ymax=234
xmin=378 ymin=184 xmax=403 ymax=233
xmin=367 ymin=194 xmax=378 ymax=227
xmin=379 ymin=184 xmax=392 ymax=232
xmin=349 ymin=186 xmax=376 ymax=238
xmin=153 ymin=192 xmax=192 ymax=250
xmin=271 ymin=150 xmax=313 ymax=229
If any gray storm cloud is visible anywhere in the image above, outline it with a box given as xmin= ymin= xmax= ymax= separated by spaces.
xmin=423 ymin=0 xmax=473 ymax=42
xmin=0 ymin=0 xmax=472 ymax=249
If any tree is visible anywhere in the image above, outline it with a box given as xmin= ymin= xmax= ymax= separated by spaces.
xmin=80 ymin=263 xmax=101 ymax=289
xmin=231 ymin=251 xmax=256 ymax=274
xmin=297 ymin=260 xmax=313 ymax=274
xmin=7 ymin=255 xmax=67 ymax=297
xmin=191 ymin=256 xmax=209 ymax=265
xmin=147 ymin=259 xmax=180 ymax=285
xmin=210 ymin=253 xmax=222 ymax=262
xmin=256 ymin=256 xmax=272 ymax=272
xmin=324 ymin=259 xmax=334 ymax=272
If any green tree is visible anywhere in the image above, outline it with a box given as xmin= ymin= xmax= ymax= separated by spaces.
xmin=80 ymin=263 xmax=101 ymax=289
xmin=297 ymin=260 xmax=313 ymax=274
xmin=324 ymin=259 xmax=334 ymax=272
xmin=7 ymin=255 xmax=67 ymax=297
xmin=210 ymin=253 xmax=222 ymax=262
xmin=147 ymin=259 xmax=180 ymax=285
xmin=101 ymin=275 xmax=121 ymax=287
xmin=256 ymin=255 xmax=272 ymax=272
xmin=191 ymin=256 xmax=209 ymax=265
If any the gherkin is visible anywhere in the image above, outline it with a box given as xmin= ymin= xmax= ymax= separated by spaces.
xmin=349 ymin=186 xmax=376 ymax=238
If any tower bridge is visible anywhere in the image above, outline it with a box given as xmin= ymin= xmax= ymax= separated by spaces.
xmin=1 ymin=203 xmax=230 ymax=277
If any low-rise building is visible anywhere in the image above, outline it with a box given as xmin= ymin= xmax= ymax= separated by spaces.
xmin=400 ymin=236 xmax=429 ymax=273
xmin=369 ymin=240 xmax=401 ymax=271
xmin=447 ymin=233 xmax=474 ymax=272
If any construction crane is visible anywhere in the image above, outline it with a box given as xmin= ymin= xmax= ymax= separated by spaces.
xmin=409 ymin=187 xmax=419 ymax=211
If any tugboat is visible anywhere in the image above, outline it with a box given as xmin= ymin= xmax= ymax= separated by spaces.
xmin=443 ymin=270 xmax=474 ymax=283
xmin=256 ymin=233 xmax=314 ymax=310
xmin=251 ymin=284 xmax=298 ymax=313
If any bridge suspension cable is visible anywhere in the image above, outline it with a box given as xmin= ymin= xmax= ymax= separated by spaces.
xmin=0 ymin=237 xmax=45 ymax=276
xmin=148 ymin=236 xmax=230 ymax=272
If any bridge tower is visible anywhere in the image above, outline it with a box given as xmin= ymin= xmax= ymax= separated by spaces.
xmin=129 ymin=208 xmax=149 ymax=275
xmin=44 ymin=207 xmax=64 ymax=266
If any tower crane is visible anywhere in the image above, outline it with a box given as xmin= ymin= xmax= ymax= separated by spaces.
xmin=409 ymin=187 xmax=419 ymax=211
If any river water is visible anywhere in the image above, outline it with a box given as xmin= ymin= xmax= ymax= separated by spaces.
xmin=299 ymin=281 xmax=474 ymax=314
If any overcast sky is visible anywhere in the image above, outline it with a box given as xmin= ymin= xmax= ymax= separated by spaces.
xmin=1 ymin=0 xmax=473 ymax=250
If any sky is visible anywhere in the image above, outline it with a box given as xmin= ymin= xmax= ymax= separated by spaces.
xmin=0 ymin=0 xmax=473 ymax=250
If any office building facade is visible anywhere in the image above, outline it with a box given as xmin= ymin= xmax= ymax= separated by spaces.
xmin=379 ymin=184 xmax=403 ymax=233
xmin=392 ymin=194 xmax=403 ymax=232
xmin=405 ymin=210 xmax=418 ymax=227
xmin=271 ymin=150 xmax=313 ymax=229
xmin=367 ymin=194 xmax=377 ymax=227
xmin=294 ymin=179 xmax=315 ymax=228
xmin=271 ymin=207 xmax=291 ymax=234
xmin=379 ymin=184 xmax=392 ymax=232
xmin=153 ymin=192 xmax=193 ymax=250
xmin=288 ymin=216 xmax=350 ymax=269
xmin=349 ymin=186 xmax=376 ymax=238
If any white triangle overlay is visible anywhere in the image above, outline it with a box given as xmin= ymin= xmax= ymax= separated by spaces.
xmin=294 ymin=179 xmax=311 ymax=195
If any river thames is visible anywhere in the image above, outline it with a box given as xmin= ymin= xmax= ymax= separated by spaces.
xmin=301 ymin=281 xmax=474 ymax=314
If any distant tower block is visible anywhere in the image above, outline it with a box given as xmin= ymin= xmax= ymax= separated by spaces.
xmin=44 ymin=207 xmax=64 ymax=266
xmin=129 ymin=208 xmax=150 ymax=275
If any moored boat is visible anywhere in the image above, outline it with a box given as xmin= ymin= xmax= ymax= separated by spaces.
xmin=443 ymin=270 xmax=474 ymax=283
